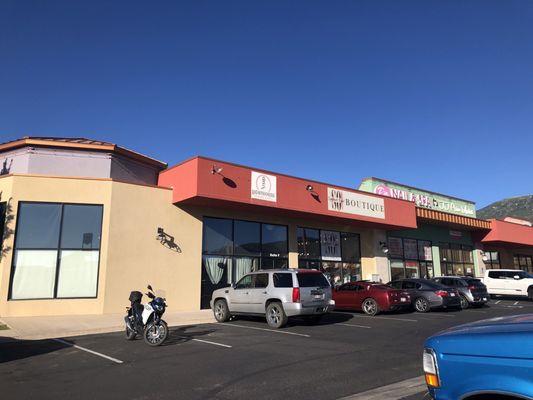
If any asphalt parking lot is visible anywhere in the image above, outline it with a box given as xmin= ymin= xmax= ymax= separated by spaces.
xmin=1 ymin=298 xmax=533 ymax=400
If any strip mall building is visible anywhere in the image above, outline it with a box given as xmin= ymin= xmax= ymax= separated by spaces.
xmin=0 ymin=137 xmax=532 ymax=317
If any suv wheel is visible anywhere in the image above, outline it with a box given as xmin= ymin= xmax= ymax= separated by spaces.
xmin=213 ymin=299 xmax=230 ymax=323
xmin=362 ymin=298 xmax=379 ymax=316
xmin=414 ymin=297 xmax=430 ymax=313
xmin=266 ymin=302 xmax=288 ymax=329
xmin=459 ymin=295 xmax=469 ymax=309
xmin=528 ymin=287 xmax=533 ymax=301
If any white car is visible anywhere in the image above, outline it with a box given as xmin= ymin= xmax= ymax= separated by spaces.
xmin=483 ymin=269 xmax=533 ymax=300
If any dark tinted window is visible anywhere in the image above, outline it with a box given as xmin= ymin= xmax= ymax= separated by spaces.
xmin=464 ymin=278 xmax=484 ymax=287
xmin=388 ymin=281 xmax=402 ymax=289
xmin=261 ymin=224 xmax=288 ymax=257
xmin=60 ymin=205 xmax=103 ymax=249
xmin=234 ymin=220 xmax=260 ymax=256
xmin=422 ymin=280 xmax=446 ymax=289
xmin=297 ymin=272 xmax=330 ymax=288
xmin=253 ymin=273 xmax=269 ymax=288
xmin=273 ymin=273 xmax=293 ymax=288
xmin=15 ymin=203 xmax=61 ymax=248
xmin=341 ymin=232 xmax=360 ymax=262
xmin=488 ymin=271 xmax=503 ymax=279
xmin=403 ymin=281 xmax=417 ymax=289
xmin=297 ymin=228 xmax=320 ymax=259
xmin=203 ymin=218 xmax=233 ymax=255
xmin=235 ymin=274 xmax=252 ymax=289
xmin=338 ymin=283 xmax=356 ymax=291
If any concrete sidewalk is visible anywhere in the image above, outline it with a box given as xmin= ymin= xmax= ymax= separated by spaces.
xmin=0 ymin=310 xmax=215 ymax=340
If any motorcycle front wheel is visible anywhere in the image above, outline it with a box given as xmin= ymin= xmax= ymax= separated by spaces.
xmin=143 ymin=320 xmax=168 ymax=346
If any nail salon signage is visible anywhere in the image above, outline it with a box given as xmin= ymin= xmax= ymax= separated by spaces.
xmin=327 ymin=188 xmax=385 ymax=219
xmin=251 ymin=171 xmax=277 ymax=202
xmin=359 ymin=178 xmax=476 ymax=217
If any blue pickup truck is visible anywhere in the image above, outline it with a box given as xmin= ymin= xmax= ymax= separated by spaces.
xmin=424 ymin=314 xmax=533 ymax=400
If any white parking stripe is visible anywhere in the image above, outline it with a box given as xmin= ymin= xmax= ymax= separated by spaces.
xmin=191 ymin=338 xmax=232 ymax=348
xmin=337 ymin=323 xmax=371 ymax=329
xmin=349 ymin=314 xmax=418 ymax=322
xmin=495 ymin=300 xmax=501 ymax=304
xmin=416 ymin=313 xmax=456 ymax=318
xmin=219 ymin=323 xmax=311 ymax=337
xmin=52 ymin=339 xmax=123 ymax=364
xmin=514 ymin=301 xmax=520 ymax=305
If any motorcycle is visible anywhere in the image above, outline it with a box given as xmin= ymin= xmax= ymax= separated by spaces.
xmin=125 ymin=285 xmax=169 ymax=346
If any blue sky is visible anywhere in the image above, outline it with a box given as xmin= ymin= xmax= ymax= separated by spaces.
xmin=1 ymin=1 xmax=532 ymax=208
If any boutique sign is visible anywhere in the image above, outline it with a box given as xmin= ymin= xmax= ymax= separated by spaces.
xmin=327 ymin=188 xmax=385 ymax=219
xmin=359 ymin=178 xmax=476 ymax=218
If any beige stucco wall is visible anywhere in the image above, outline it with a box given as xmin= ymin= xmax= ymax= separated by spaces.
xmin=0 ymin=174 xmax=387 ymax=317
xmin=0 ymin=175 xmax=112 ymax=316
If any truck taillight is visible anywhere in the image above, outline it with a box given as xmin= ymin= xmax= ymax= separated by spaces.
xmin=435 ymin=290 xmax=448 ymax=297
xmin=468 ymin=285 xmax=476 ymax=290
xmin=292 ymin=287 xmax=300 ymax=303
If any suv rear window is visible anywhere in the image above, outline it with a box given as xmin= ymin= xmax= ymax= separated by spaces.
xmin=297 ymin=272 xmax=330 ymax=288
xmin=273 ymin=273 xmax=293 ymax=288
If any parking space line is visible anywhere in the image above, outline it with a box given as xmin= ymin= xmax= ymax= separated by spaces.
xmin=495 ymin=300 xmax=501 ymax=304
xmin=337 ymin=323 xmax=371 ymax=329
xmin=219 ymin=323 xmax=311 ymax=337
xmin=514 ymin=301 xmax=520 ymax=305
xmin=191 ymin=338 xmax=232 ymax=348
xmin=52 ymin=339 xmax=123 ymax=364
xmin=416 ymin=313 xmax=456 ymax=318
xmin=349 ymin=315 xmax=418 ymax=323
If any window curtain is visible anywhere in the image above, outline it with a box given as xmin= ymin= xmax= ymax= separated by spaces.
xmin=57 ymin=250 xmax=99 ymax=298
xmin=234 ymin=257 xmax=258 ymax=283
xmin=11 ymin=250 xmax=58 ymax=299
xmin=203 ymin=256 xmax=228 ymax=284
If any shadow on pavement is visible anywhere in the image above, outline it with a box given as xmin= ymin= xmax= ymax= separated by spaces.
xmin=229 ymin=312 xmax=353 ymax=327
xmin=162 ymin=325 xmax=217 ymax=346
xmin=0 ymin=336 xmax=70 ymax=363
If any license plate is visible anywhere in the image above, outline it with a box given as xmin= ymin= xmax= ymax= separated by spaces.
xmin=314 ymin=294 xmax=324 ymax=299
xmin=450 ymin=293 xmax=455 ymax=297
xmin=483 ymin=297 xmax=487 ymax=301
xmin=400 ymin=297 xmax=407 ymax=302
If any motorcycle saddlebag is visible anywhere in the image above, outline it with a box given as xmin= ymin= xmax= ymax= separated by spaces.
xmin=129 ymin=291 xmax=143 ymax=303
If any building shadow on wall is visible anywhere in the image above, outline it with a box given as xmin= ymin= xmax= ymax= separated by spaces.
xmin=0 ymin=192 xmax=14 ymax=261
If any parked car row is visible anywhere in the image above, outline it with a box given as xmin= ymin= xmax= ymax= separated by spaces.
xmin=210 ymin=269 xmax=497 ymax=328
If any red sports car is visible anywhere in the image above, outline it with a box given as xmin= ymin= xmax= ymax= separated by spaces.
xmin=333 ymin=281 xmax=411 ymax=316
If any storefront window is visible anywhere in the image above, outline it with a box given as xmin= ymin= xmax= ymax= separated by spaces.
xmin=261 ymin=224 xmax=288 ymax=258
xmin=234 ymin=220 xmax=260 ymax=256
xmin=483 ymin=251 xmax=500 ymax=269
xmin=440 ymin=243 xmax=474 ymax=277
xmin=514 ymin=254 xmax=533 ymax=273
xmin=388 ymin=237 xmax=434 ymax=279
xmin=201 ymin=217 xmax=289 ymax=308
xmin=297 ymin=227 xmax=361 ymax=285
xmin=10 ymin=202 xmax=103 ymax=300
xmin=390 ymin=259 xmax=405 ymax=281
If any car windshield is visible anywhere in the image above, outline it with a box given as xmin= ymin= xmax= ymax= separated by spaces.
xmin=297 ymin=272 xmax=330 ymax=288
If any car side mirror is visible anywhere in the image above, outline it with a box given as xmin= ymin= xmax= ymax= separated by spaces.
xmin=514 ymin=275 xmax=521 ymax=280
